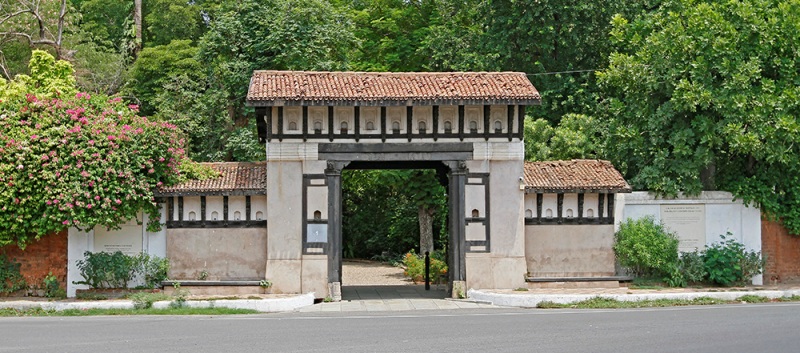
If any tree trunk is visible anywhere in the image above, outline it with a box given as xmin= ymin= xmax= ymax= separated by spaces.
xmin=133 ymin=0 xmax=142 ymax=56
xmin=419 ymin=205 xmax=434 ymax=255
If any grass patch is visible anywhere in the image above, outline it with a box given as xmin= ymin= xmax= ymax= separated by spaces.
xmin=536 ymin=296 xmax=762 ymax=309
xmin=0 ymin=307 xmax=259 ymax=317
xmin=736 ymin=295 xmax=771 ymax=303
xmin=629 ymin=278 xmax=667 ymax=290
xmin=513 ymin=287 xmax=529 ymax=292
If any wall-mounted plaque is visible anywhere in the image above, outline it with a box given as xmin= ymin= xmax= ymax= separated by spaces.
xmin=660 ymin=204 xmax=706 ymax=252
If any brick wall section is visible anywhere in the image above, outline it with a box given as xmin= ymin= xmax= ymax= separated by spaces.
xmin=761 ymin=220 xmax=800 ymax=284
xmin=0 ymin=230 xmax=68 ymax=290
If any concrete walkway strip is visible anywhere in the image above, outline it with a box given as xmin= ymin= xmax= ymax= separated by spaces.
xmin=467 ymin=289 xmax=800 ymax=308
xmin=0 ymin=293 xmax=316 ymax=313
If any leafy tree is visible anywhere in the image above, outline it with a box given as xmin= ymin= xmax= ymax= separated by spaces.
xmin=0 ymin=0 xmax=70 ymax=78
xmin=0 ymin=51 xmax=188 ymax=247
xmin=126 ymin=40 xmax=202 ymax=116
xmin=342 ymin=169 xmax=447 ymax=259
xmin=598 ymin=0 xmax=800 ymax=232
xmin=348 ymin=0 xmax=437 ymax=71
xmin=524 ymin=114 xmax=601 ymax=161
xmin=198 ymin=0 xmax=357 ymax=127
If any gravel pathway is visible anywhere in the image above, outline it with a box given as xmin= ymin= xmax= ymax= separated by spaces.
xmin=342 ymin=260 xmax=413 ymax=286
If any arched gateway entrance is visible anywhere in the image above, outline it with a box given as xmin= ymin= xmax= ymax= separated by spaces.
xmin=247 ymin=71 xmax=540 ymax=300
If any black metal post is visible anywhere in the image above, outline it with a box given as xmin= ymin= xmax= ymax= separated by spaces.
xmin=425 ymin=251 xmax=431 ymax=291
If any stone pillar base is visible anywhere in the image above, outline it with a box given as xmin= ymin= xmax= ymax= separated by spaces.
xmin=328 ymin=281 xmax=342 ymax=302
xmin=450 ymin=280 xmax=466 ymax=299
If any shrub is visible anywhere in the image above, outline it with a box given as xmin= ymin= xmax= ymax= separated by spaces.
xmin=135 ymin=253 xmax=170 ymax=289
xmin=0 ymin=255 xmax=26 ymax=294
xmin=704 ymin=232 xmax=763 ymax=286
xmin=43 ymin=272 xmax=65 ymax=298
xmin=401 ymin=250 xmax=448 ymax=284
xmin=73 ymin=251 xmax=170 ymax=289
xmin=129 ymin=292 xmax=170 ymax=309
xmin=614 ymin=216 xmax=680 ymax=278
xmin=677 ymin=251 xmax=707 ymax=284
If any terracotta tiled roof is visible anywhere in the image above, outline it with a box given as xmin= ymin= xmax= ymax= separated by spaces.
xmin=156 ymin=162 xmax=267 ymax=196
xmin=246 ymin=71 xmax=541 ymax=106
xmin=523 ymin=160 xmax=631 ymax=193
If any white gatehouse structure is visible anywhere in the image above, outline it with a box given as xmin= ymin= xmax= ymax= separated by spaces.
xmin=247 ymin=71 xmax=540 ymax=299
xmin=66 ymin=71 xmax=638 ymax=298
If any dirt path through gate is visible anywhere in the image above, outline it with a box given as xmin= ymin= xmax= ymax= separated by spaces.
xmin=342 ymin=260 xmax=413 ymax=286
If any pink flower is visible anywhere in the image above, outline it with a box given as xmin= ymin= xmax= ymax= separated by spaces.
xmin=108 ymin=135 xmax=116 ymax=141
xmin=94 ymin=195 xmax=100 ymax=201
xmin=81 ymin=171 xmax=90 ymax=178
xmin=88 ymin=140 xmax=95 ymax=145
xmin=115 ymin=199 xmax=122 ymax=205
xmin=31 ymin=134 xmax=38 ymax=140
xmin=86 ymin=204 xmax=93 ymax=209
xmin=62 ymin=220 xmax=70 ymax=225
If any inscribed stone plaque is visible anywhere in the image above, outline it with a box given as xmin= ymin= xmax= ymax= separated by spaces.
xmin=93 ymin=224 xmax=143 ymax=256
xmin=660 ymin=204 xmax=706 ymax=252
xmin=307 ymin=224 xmax=328 ymax=243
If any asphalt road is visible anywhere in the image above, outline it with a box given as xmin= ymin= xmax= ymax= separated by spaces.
xmin=2 ymin=303 xmax=799 ymax=353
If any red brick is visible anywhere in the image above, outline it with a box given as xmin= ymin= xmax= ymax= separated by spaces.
xmin=761 ymin=220 xmax=800 ymax=284
xmin=0 ymin=230 xmax=68 ymax=290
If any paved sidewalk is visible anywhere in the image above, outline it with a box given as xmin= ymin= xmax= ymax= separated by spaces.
xmin=298 ymin=285 xmax=495 ymax=312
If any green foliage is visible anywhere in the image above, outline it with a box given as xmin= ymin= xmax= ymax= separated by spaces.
xmin=342 ymin=169 xmax=447 ymax=259
xmin=0 ymin=50 xmax=76 ymax=99
xmin=0 ymin=51 xmax=187 ymax=247
xmin=524 ymin=114 xmax=602 ymax=161
xmin=126 ymin=40 xmax=202 ymax=116
xmin=74 ymin=251 xmax=138 ymax=289
xmin=0 ymin=255 xmax=26 ymax=294
xmin=599 ymin=0 xmax=800 ymax=233
xmin=136 ymin=253 xmax=170 ymax=289
xmin=129 ymin=292 xmax=171 ymax=309
xmin=43 ymin=272 xmax=65 ymax=298
xmin=73 ymin=251 xmax=170 ymax=289
xmin=677 ymin=251 xmax=707 ymax=284
xmin=401 ymin=250 xmax=448 ymax=284
xmin=178 ymin=160 xmax=221 ymax=183
xmin=704 ymin=233 xmax=763 ymax=286
xmin=614 ymin=217 xmax=680 ymax=278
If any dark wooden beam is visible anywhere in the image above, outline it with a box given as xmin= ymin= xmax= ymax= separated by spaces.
xmin=277 ymin=107 xmax=284 ymax=142
xmin=433 ymin=105 xmax=439 ymax=141
xmin=406 ymin=106 xmax=413 ymax=142
xmin=200 ymin=196 xmax=206 ymax=221
xmin=608 ymin=193 xmax=615 ymax=222
xmin=380 ymin=106 xmax=387 ymax=142
xmin=302 ymin=106 xmax=308 ymax=142
xmin=507 ymin=105 xmax=514 ymax=141
xmin=557 ymin=193 xmax=564 ymax=224
xmin=483 ymin=105 xmax=490 ymax=141
xmin=328 ymin=106 xmax=334 ymax=142
xmin=245 ymin=196 xmax=251 ymax=221
xmin=223 ymin=196 xmax=229 ymax=224
xmin=178 ymin=197 xmax=184 ymax=221
xmin=265 ymin=106 xmax=273 ymax=142
xmin=536 ymin=193 xmax=543 ymax=224
xmin=458 ymin=105 xmax=465 ymax=141
xmin=578 ymin=193 xmax=584 ymax=224
xmin=354 ymin=106 xmax=360 ymax=142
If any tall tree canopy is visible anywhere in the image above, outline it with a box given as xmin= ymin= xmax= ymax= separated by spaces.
xmin=599 ymin=0 xmax=800 ymax=231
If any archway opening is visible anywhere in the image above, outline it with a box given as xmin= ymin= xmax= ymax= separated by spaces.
xmin=339 ymin=161 xmax=451 ymax=299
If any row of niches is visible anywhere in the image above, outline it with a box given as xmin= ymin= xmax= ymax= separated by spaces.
xmin=269 ymin=105 xmax=520 ymax=135
xmin=168 ymin=196 xmax=268 ymax=222
xmin=524 ymin=208 xmax=598 ymax=219
xmin=183 ymin=210 xmax=265 ymax=221
xmin=523 ymin=193 xmax=613 ymax=219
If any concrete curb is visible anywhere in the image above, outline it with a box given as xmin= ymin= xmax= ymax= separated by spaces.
xmin=467 ymin=289 xmax=800 ymax=308
xmin=0 ymin=293 xmax=316 ymax=313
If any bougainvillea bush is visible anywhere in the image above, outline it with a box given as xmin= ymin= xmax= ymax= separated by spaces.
xmin=0 ymin=51 xmax=187 ymax=248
